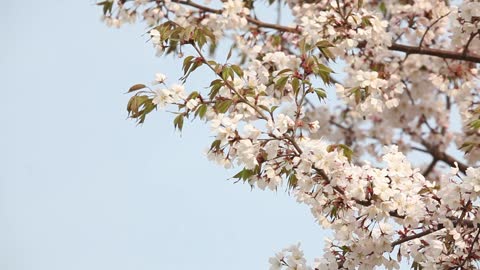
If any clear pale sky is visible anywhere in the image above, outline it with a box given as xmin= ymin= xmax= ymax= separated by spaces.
xmin=0 ymin=1 xmax=329 ymax=269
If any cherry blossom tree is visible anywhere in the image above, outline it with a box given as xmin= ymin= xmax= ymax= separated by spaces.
xmin=97 ymin=0 xmax=480 ymax=268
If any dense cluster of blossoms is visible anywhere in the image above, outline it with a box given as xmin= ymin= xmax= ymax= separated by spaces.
xmin=99 ymin=0 xmax=480 ymax=268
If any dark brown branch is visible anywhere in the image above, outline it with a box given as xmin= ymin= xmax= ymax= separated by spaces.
xmin=329 ymin=119 xmax=349 ymax=130
xmin=284 ymin=135 xmax=303 ymax=155
xmin=421 ymin=140 xmax=468 ymax=174
xmin=391 ymin=225 xmax=444 ymax=247
xmin=411 ymin=146 xmax=430 ymax=154
xmin=389 ymin=43 xmax=480 ymax=63
xmin=176 ymin=0 xmax=297 ymax=32
xmin=401 ymin=80 xmax=416 ymax=105
xmin=463 ymin=31 xmax=480 ymax=57
xmin=423 ymin=158 xmax=438 ymax=176
xmin=390 ymin=218 xmax=480 ymax=248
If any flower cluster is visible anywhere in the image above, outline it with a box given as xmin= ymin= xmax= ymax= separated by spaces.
xmin=99 ymin=0 xmax=480 ymax=268
xmin=269 ymin=243 xmax=311 ymax=270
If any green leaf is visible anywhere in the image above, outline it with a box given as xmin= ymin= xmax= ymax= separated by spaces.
xmin=316 ymin=40 xmax=334 ymax=48
xmin=271 ymin=35 xmax=282 ymax=47
xmin=316 ymin=63 xmax=333 ymax=73
xmin=379 ymin=2 xmax=387 ymax=16
xmin=338 ymin=144 xmax=353 ymax=161
xmin=232 ymin=167 xmax=254 ymax=181
xmin=202 ymin=27 xmax=216 ymax=44
xmin=138 ymin=99 xmax=155 ymax=124
xmin=215 ymin=99 xmax=233 ymax=113
xmin=182 ymin=56 xmax=194 ymax=74
xmin=275 ymin=76 xmax=289 ymax=91
xmin=182 ymin=59 xmax=203 ymax=81
xmin=315 ymin=88 xmax=327 ymax=101
xmin=208 ymin=43 xmax=217 ymax=56
xmin=231 ymin=65 xmax=244 ymax=78
xmin=228 ymin=67 xmax=235 ymax=80
xmin=469 ymin=119 xmax=480 ymax=129
xmin=288 ymin=173 xmax=298 ymax=189
xmin=340 ymin=245 xmax=351 ymax=254
xmin=327 ymin=144 xmax=353 ymax=161
xmin=197 ymin=33 xmax=207 ymax=48
xmin=173 ymin=114 xmax=184 ymax=131
xmin=460 ymin=141 xmax=476 ymax=154
xmin=127 ymin=95 xmax=149 ymax=116
xmin=320 ymin=47 xmax=335 ymax=62
xmin=329 ymin=206 xmax=338 ymax=218
xmin=411 ymin=261 xmax=423 ymax=270
xmin=313 ymin=63 xmax=333 ymax=84
xmin=291 ymin=78 xmax=300 ymax=95
xmin=196 ymin=104 xmax=208 ymax=119
xmin=187 ymin=91 xmax=200 ymax=100
xmin=298 ymin=38 xmax=315 ymax=54
xmin=210 ymin=139 xmax=222 ymax=151
xmin=97 ymin=1 xmax=113 ymax=15
xmin=221 ymin=66 xmax=231 ymax=81
xmin=226 ymin=46 xmax=233 ymax=61
xmin=348 ymin=86 xmax=364 ymax=104
xmin=126 ymin=95 xmax=156 ymax=124
xmin=128 ymin=84 xmax=147 ymax=93
xmin=209 ymin=80 xmax=223 ymax=99
xmin=166 ymin=39 xmax=178 ymax=55
xmin=362 ymin=16 xmax=373 ymax=27
xmin=258 ymin=105 xmax=270 ymax=112
xmin=277 ymin=68 xmax=292 ymax=75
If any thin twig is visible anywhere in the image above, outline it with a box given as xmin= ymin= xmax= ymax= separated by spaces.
xmin=419 ymin=13 xmax=450 ymax=48
xmin=457 ymin=226 xmax=480 ymax=269
xmin=176 ymin=0 xmax=297 ymax=32
xmin=463 ymin=31 xmax=480 ymax=57
xmin=191 ymin=43 xmax=269 ymax=120
xmin=423 ymin=158 xmax=438 ymax=176
xmin=391 ymin=225 xmax=443 ymax=247
xmin=401 ymin=80 xmax=415 ymax=105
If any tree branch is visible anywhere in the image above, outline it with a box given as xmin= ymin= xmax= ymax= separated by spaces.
xmin=389 ymin=43 xmax=480 ymax=63
xmin=175 ymin=0 xmax=297 ymax=32
xmin=391 ymin=225 xmax=444 ymax=247
xmin=457 ymin=226 xmax=480 ymax=269
xmin=421 ymin=140 xmax=468 ymax=174
xmin=418 ymin=12 xmax=450 ymax=48
xmin=423 ymin=158 xmax=438 ymax=176
xmin=175 ymin=0 xmax=480 ymax=63
xmin=463 ymin=31 xmax=480 ymax=57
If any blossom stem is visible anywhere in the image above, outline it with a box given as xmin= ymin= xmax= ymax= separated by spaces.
xmin=457 ymin=226 xmax=480 ymax=269
xmin=418 ymin=12 xmax=451 ymax=48
xmin=462 ymin=31 xmax=480 ymax=57
xmin=190 ymin=43 xmax=269 ymax=120
xmin=391 ymin=226 xmax=443 ymax=247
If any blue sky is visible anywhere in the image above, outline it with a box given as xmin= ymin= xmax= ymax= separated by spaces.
xmin=0 ymin=1 xmax=329 ymax=269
